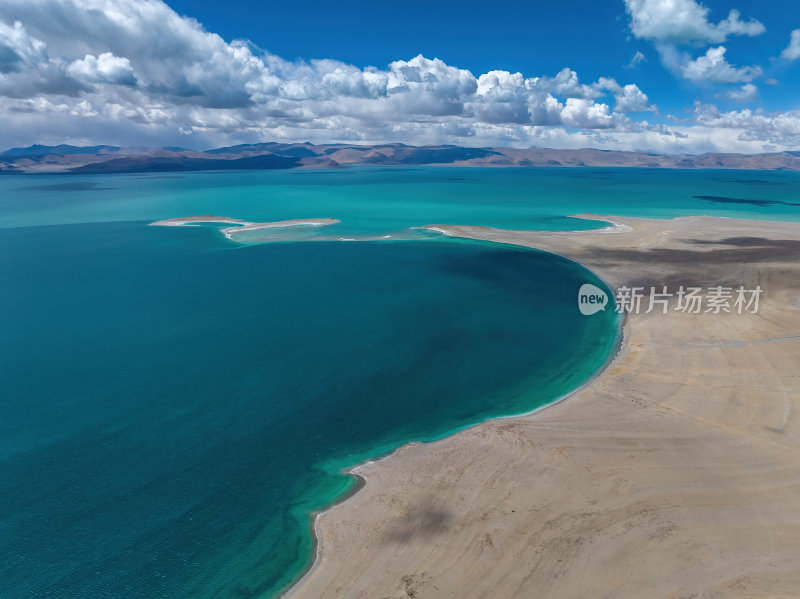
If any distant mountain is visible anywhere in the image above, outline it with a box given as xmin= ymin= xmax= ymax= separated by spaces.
xmin=1 ymin=144 xmax=120 ymax=157
xmin=205 ymin=142 xmax=320 ymax=158
xmin=3 ymin=142 xmax=800 ymax=174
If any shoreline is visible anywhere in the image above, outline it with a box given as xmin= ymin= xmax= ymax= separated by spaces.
xmin=284 ymin=305 xmax=624 ymax=598
xmin=285 ymin=310 xmax=627 ymax=598
xmin=279 ymin=226 xmax=626 ymax=598
xmin=281 ymin=216 xmax=630 ymax=598
xmin=286 ymin=213 xmax=800 ymax=598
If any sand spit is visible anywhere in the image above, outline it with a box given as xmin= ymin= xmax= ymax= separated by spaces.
xmin=149 ymin=216 xmax=341 ymax=240
xmin=149 ymin=215 xmax=248 ymax=226
xmin=286 ymin=214 xmax=800 ymax=598
xmin=150 ymin=215 xmax=339 ymax=228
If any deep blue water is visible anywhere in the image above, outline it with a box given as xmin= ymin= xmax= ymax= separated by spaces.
xmin=0 ymin=219 xmax=617 ymax=598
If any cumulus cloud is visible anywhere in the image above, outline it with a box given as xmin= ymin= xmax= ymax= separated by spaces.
xmin=67 ymin=53 xmax=136 ymax=85
xmin=596 ymin=77 xmax=656 ymax=112
xmin=781 ymin=29 xmax=800 ymax=61
xmin=469 ymin=68 xmax=653 ymax=125
xmin=532 ymin=68 xmax=600 ymax=99
xmin=560 ymin=98 xmax=615 ymax=128
xmin=680 ymin=46 xmax=762 ymax=83
xmin=0 ymin=19 xmax=46 ymax=72
xmin=624 ymin=0 xmax=766 ymax=91
xmin=624 ymin=0 xmax=765 ymax=44
xmin=690 ymin=102 xmax=800 ymax=146
xmin=0 ymin=0 xmax=795 ymax=155
xmin=0 ymin=19 xmax=90 ymax=97
xmin=0 ymin=0 xmax=658 ymax=148
xmin=0 ymin=0 xmax=280 ymax=108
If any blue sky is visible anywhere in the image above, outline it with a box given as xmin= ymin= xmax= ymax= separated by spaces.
xmin=1 ymin=0 xmax=800 ymax=152
xmin=166 ymin=1 xmax=630 ymax=78
xmin=165 ymin=0 xmax=799 ymax=115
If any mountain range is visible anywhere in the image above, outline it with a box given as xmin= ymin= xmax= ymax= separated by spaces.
xmin=3 ymin=142 xmax=800 ymax=174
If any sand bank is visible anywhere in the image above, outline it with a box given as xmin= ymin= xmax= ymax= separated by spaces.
xmin=150 ymin=215 xmax=339 ymax=231
xmin=286 ymin=214 xmax=800 ymax=598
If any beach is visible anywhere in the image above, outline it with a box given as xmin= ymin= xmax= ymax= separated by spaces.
xmin=286 ymin=214 xmax=800 ymax=598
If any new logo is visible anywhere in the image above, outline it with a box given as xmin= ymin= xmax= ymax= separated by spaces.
xmin=578 ymin=283 xmax=608 ymax=316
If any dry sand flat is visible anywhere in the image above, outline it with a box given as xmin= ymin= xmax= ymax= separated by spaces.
xmin=285 ymin=215 xmax=800 ymax=599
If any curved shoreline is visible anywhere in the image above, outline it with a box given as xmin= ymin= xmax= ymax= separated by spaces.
xmin=280 ymin=216 xmax=628 ymax=598
xmin=284 ymin=316 xmax=626 ymax=598
xmin=153 ymin=212 xmax=800 ymax=598
xmin=288 ymin=213 xmax=800 ymax=599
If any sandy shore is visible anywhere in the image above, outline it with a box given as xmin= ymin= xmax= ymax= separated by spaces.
xmin=149 ymin=215 xmax=248 ymax=226
xmin=149 ymin=215 xmax=341 ymax=242
xmin=150 ymin=215 xmax=339 ymax=230
xmin=285 ymin=214 xmax=800 ymax=598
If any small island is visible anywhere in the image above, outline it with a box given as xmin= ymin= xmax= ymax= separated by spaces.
xmin=150 ymin=216 xmax=341 ymax=239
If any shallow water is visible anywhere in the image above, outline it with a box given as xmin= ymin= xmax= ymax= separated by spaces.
xmin=4 ymin=167 xmax=800 ymax=236
xmin=0 ymin=220 xmax=618 ymax=597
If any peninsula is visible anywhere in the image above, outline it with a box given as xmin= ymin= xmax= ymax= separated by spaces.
xmin=286 ymin=214 xmax=800 ymax=599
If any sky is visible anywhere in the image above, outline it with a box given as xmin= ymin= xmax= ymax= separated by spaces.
xmin=1 ymin=0 xmax=800 ymax=153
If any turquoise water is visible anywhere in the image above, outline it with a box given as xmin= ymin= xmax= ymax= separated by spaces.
xmin=1 ymin=222 xmax=617 ymax=598
xmin=3 ymin=167 xmax=800 ymax=236
xmin=1 ymin=167 xmax=797 ymax=598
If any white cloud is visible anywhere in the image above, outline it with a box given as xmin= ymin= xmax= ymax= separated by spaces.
xmin=625 ymin=1 xmax=766 ymax=89
xmin=720 ymin=83 xmax=758 ymax=102
xmin=681 ymin=46 xmax=762 ymax=83
xmin=0 ymin=0 xmax=279 ymax=108
xmin=470 ymin=68 xmax=651 ymax=125
xmin=0 ymin=0 xmax=795 ymax=155
xmin=560 ymin=98 xmax=614 ymax=128
xmin=0 ymin=0 xmax=651 ymax=143
xmin=67 ymin=53 xmax=136 ymax=85
xmin=690 ymin=103 xmax=800 ymax=146
xmin=0 ymin=19 xmax=90 ymax=97
xmin=596 ymin=77 xmax=656 ymax=112
xmin=318 ymin=64 xmax=388 ymax=99
xmin=470 ymin=69 xmax=656 ymax=124
xmin=781 ymin=29 xmax=800 ymax=61
xmin=0 ymin=19 xmax=47 ymax=72
xmin=617 ymin=84 xmax=655 ymax=112
xmin=532 ymin=68 xmax=600 ymax=99
xmin=624 ymin=50 xmax=647 ymax=69
xmin=624 ymin=0 xmax=765 ymax=44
